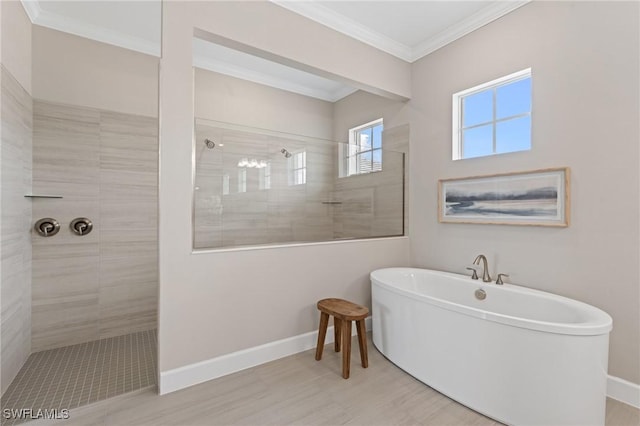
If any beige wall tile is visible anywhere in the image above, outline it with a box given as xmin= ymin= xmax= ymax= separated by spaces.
xmin=1 ymin=66 xmax=33 ymax=394
xmin=31 ymin=100 xmax=158 ymax=350
xmin=32 ymin=295 xmax=100 ymax=351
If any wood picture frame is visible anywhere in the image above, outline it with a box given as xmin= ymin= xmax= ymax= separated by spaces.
xmin=438 ymin=167 xmax=570 ymax=226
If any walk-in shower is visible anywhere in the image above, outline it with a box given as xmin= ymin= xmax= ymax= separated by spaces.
xmin=193 ymin=119 xmax=406 ymax=250
xmin=0 ymin=2 xmax=160 ymax=423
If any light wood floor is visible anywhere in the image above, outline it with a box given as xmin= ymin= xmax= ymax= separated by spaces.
xmin=31 ymin=334 xmax=640 ymax=426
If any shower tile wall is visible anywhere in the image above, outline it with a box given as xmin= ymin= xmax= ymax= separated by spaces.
xmin=0 ymin=66 xmax=33 ymax=394
xmin=194 ymin=121 xmax=334 ymax=249
xmin=31 ymin=100 xmax=158 ymax=352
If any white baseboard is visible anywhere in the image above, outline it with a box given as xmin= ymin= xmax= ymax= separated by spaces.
xmin=161 ymin=321 xmax=639 ymax=409
xmin=607 ymin=375 xmax=640 ymax=409
xmin=159 ymin=317 xmax=372 ymax=395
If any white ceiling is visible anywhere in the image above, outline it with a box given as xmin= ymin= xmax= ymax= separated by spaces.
xmin=274 ymin=1 xmax=529 ymax=62
xmin=319 ymin=1 xmax=495 ymax=47
xmin=20 ymin=0 xmax=528 ymax=101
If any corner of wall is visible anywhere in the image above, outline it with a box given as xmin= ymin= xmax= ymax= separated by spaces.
xmin=0 ymin=0 xmax=33 ymax=396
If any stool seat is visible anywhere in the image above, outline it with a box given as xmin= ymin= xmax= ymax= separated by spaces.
xmin=315 ymin=298 xmax=369 ymax=379
xmin=317 ymin=298 xmax=369 ymax=321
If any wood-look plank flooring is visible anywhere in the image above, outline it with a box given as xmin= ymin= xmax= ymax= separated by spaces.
xmin=29 ymin=334 xmax=639 ymax=426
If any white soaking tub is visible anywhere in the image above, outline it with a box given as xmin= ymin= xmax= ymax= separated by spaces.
xmin=371 ymin=267 xmax=612 ymax=426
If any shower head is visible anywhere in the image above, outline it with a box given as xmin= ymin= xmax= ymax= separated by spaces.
xmin=281 ymin=148 xmax=292 ymax=158
xmin=204 ymin=139 xmax=216 ymax=149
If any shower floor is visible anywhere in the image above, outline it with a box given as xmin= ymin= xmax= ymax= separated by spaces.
xmin=0 ymin=329 xmax=157 ymax=425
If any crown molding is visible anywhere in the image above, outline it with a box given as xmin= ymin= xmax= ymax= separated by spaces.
xmin=410 ymin=1 xmax=530 ymax=62
xmin=271 ymin=0 xmax=414 ymax=62
xmin=20 ymin=0 xmax=160 ymax=57
xmin=271 ymin=0 xmax=531 ymax=63
xmin=194 ymin=56 xmax=356 ymax=103
xmin=20 ymin=0 xmax=530 ymax=65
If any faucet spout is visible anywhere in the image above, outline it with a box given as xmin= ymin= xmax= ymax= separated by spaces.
xmin=473 ymin=254 xmax=492 ymax=283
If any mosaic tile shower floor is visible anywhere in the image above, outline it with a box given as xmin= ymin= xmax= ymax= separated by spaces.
xmin=1 ymin=330 xmax=156 ymax=425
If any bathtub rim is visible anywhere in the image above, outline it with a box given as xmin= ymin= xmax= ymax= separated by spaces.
xmin=371 ymin=267 xmax=613 ymax=336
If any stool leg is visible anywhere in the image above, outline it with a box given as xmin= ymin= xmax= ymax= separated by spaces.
xmin=342 ymin=320 xmax=352 ymax=379
xmin=356 ymin=319 xmax=368 ymax=368
xmin=334 ymin=318 xmax=341 ymax=352
xmin=315 ymin=312 xmax=329 ymax=361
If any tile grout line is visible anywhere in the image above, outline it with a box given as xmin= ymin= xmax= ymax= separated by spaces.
xmin=1 ymin=330 xmax=157 ymax=425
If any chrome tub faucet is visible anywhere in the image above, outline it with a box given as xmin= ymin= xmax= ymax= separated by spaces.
xmin=473 ymin=254 xmax=492 ymax=283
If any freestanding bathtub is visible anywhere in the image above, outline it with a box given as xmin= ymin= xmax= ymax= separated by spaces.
xmin=371 ymin=267 xmax=612 ymax=426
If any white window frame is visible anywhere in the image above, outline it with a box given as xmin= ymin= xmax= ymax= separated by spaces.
xmin=238 ymin=168 xmax=247 ymax=193
xmin=340 ymin=118 xmax=383 ymax=177
xmin=222 ymin=173 xmax=230 ymax=195
xmin=259 ymin=162 xmax=271 ymax=190
xmin=288 ymin=151 xmax=306 ymax=186
xmin=452 ymin=68 xmax=531 ymax=160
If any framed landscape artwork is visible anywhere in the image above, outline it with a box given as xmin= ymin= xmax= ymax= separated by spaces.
xmin=438 ymin=167 xmax=570 ymax=227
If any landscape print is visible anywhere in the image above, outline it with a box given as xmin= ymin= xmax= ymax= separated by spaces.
xmin=439 ymin=168 xmax=569 ymax=226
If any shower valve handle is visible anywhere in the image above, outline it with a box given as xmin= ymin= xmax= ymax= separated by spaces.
xmin=70 ymin=218 xmax=93 ymax=236
xmin=35 ymin=218 xmax=60 ymax=237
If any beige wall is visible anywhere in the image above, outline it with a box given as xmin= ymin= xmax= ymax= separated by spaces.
xmin=158 ymin=1 xmax=410 ymax=382
xmin=1 ymin=1 xmax=31 ymax=94
xmin=409 ymin=1 xmax=639 ymax=384
xmin=32 ymin=26 xmax=158 ymax=118
xmin=195 ymin=68 xmax=333 ymax=140
xmin=192 ymin=2 xmax=411 ymax=100
xmin=0 ymin=1 xmax=33 ymax=395
xmin=332 ymin=90 xmax=409 ymax=143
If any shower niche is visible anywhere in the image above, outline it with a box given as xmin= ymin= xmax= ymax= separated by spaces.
xmin=192 ymin=35 xmax=408 ymax=250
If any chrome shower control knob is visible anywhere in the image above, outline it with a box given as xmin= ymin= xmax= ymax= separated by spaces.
xmin=70 ymin=218 xmax=93 ymax=236
xmin=35 ymin=218 xmax=60 ymax=237
xmin=474 ymin=288 xmax=486 ymax=300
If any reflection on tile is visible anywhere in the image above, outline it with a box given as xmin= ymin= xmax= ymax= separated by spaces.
xmin=193 ymin=119 xmax=407 ymax=249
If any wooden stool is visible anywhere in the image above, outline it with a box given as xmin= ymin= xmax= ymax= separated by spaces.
xmin=315 ymin=298 xmax=369 ymax=379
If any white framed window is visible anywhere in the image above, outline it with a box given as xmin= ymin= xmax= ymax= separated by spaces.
xmin=288 ymin=151 xmax=306 ymax=186
xmin=259 ymin=162 xmax=271 ymax=190
xmin=452 ymin=68 xmax=531 ymax=160
xmin=238 ymin=168 xmax=247 ymax=193
xmin=340 ymin=118 xmax=383 ymax=177
xmin=222 ymin=173 xmax=230 ymax=195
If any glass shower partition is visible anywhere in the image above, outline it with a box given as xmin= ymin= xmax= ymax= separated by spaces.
xmin=194 ymin=118 xmax=405 ymax=250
